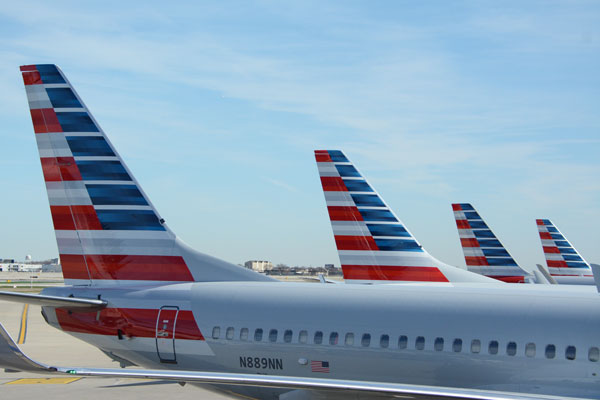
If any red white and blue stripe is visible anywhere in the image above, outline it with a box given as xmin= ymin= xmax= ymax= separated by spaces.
xmin=536 ymin=219 xmax=592 ymax=279
xmin=21 ymin=64 xmax=192 ymax=286
xmin=452 ymin=203 xmax=531 ymax=283
xmin=315 ymin=151 xmax=497 ymax=284
xmin=21 ymin=64 xmax=272 ymax=287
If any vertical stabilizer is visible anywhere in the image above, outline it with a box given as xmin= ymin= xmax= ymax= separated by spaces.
xmin=315 ymin=150 xmax=497 ymax=284
xmin=452 ymin=203 xmax=532 ymax=283
xmin=536 ymin=219 xmax=592 ymax=285
xmin=20 ymin=64 xmax=272 ymax=286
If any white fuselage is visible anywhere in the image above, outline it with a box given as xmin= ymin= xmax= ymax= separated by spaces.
xmin=42 ymin=282 xmax=600 ymax=399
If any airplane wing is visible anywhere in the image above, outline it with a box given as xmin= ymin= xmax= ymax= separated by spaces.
xmin=0 ymin=291 xmax=107 ymax=310
xmin=0 ymin=321 xmax=584 ymax=400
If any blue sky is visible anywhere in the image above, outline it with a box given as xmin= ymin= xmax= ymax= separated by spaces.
xmin=0 ymin=1 xmax=598 ymax=270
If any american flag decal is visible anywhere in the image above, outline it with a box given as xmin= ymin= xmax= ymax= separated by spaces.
xmin=311 ymin=360 xmax=330 ymax=373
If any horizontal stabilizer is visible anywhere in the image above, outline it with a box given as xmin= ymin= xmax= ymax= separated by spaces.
xmin=0 ymin=291 xmax=106 ymax=310
xmin=0 ymin=320 xmax=580 ymax=400
xmin=536 ymin=264 xmax=557 ymax=285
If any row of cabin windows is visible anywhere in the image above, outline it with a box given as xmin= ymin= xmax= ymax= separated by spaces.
xmin=212 ymin=326 xmax=600 ymax=362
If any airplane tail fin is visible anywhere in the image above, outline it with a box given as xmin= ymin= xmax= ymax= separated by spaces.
xmin=452 ymin=203 xmax=531 ymax=283
xmin=536 ymin=219 xmax=591 ymax=277
xmin=20 ymin=64 xmax=272 ymax=286
xmin=315 ymin=150 xmax=497 ymax=284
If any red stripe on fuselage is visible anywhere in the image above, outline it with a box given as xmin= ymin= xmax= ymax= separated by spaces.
xmin=56 ymin=308 xmax=204 ymax=340
xmin=327 ymin=206 xmax=363 ymax=221
xmin=342 ymin=265 xmax=449 ymax=282
xmin=320 ymin=176 xmax=347 ymax=191
xmin=334 ymin=235 xmax=378 ymax=251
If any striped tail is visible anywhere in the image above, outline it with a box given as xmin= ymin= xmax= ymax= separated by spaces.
xmin=536 ymin=219 xmax=592 ymax=284
xmin=20 ymin=64 xmax=272 ymax=286
xmin=315 ymin=150 xmax=497 ymax=284
xmin=452 ymin=203 xmax=531 ymax=283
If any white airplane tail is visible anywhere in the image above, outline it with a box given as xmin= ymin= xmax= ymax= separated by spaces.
xmin=20 ymin=64 xmax=272 ymax=286
xmin=452 ymin=203 xmax=532 ymax=283
xmin=315 ymin=150 xmax=497 ymax=284
xmin=536 ymin=219 xmax=592 ymax=284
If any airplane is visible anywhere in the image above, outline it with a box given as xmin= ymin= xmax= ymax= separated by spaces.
xmin=315 ymin=149 xmax=514 ymax=284
xmin=451 ymin=203 xmax=535 ymax=283
xmin=1 ymin=64 xmax=600 ymax=400
xmin=536 ymin=219 xmax=594 ymax=285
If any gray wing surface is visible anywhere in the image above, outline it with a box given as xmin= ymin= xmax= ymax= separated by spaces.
xmin=0 ymin=321 xmax=586 ymax=400
xmin=0 ymin=291 xmax=107 ymax=310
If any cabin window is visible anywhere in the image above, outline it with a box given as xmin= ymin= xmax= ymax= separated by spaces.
xmin=240 ymin=328 xmax=248 ymax=341
xmin=488 ymin=340 xmax=499 ymax=355
xmin=398 ymin=335 xmax=408 ymax=349
xmin=254 ymin=328 xmax=263 ymax=342
xmin=588 ymin=347 xmax=599 ymax=362
xmin=380 ymin=334 xmax=389 ymax=348
xmin=453 ymin=338 xmax=462 ymax=353
xmin=362 ymin=334 xmax=371 ymax=347
xmin=299 ymin=330 xmax=308 ymax=344
xmin=525 ymin=343 xmax=536 ymax=357
xmin=434 ymin=337 xmax=444 ymax=351
xmin=506 ymin=342 xmax=517 ymax=356
xmin=545 ymin=344 xmax=556 ymax=359
xmin=314 ymin=331 xmax=323 ymax=345
xmin=269 ymin=329 xmax=278 ymax=342
xmin=565 ymin=346 xmax=576 ymax=360
xmin=415 ymin=336 xmax=425 ymax=350
xmin=329 ymin=332 xmax=339 ymax=345
xmin=345 ymin=333 xmax=354 ymax=346
xmin=212 ymin=326 xmax=220 ymax=339
xmin=283 ymin=330 xmax=293 ymax=343
xmin=471 ymin=339 xmax=481 ymax=354
xmin=226 ymin=327 xmax=234 ymax=340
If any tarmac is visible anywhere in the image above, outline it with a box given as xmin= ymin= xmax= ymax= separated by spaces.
xmin=0 ymin=299 xmax=235 ymax=399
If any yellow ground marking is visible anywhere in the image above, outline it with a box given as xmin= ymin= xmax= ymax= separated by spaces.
xmin=17 ymin=303 xmax=29 ymax=344
xmin=6 ymin=377 xmax=81 ymax=385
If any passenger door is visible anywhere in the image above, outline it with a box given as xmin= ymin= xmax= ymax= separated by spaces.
xmin=155 ymin=306 xmax=179 ymax=363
